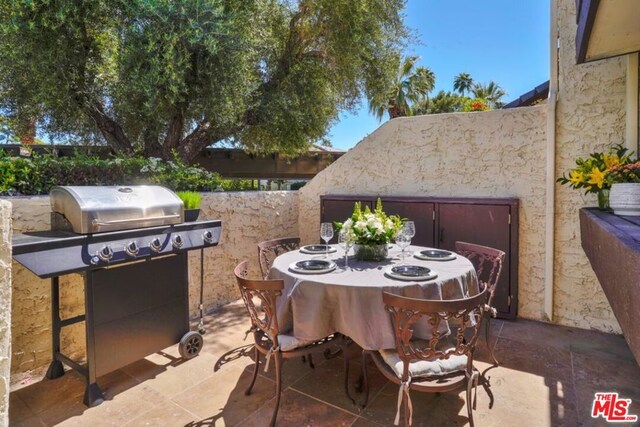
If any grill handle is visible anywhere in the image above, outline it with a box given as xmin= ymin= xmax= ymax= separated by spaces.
xmin=92 ymin=213 xmax=181 ymax=227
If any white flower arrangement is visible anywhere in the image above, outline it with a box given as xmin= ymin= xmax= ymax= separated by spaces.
xmin=335 ymin=199 xmax=403 ymax=245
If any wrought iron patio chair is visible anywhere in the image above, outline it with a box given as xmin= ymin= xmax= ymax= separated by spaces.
xmin=257 ymin=237 xmax=301 ymax=279
xmin=360 ymin=284 xmax=488 ymax=426
xmin=455 ymin=241 xmax=505 ymax=367
xmin=234 ymin=260 xmax=351 ymax=427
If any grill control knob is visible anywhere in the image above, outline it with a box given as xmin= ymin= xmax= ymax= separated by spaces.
xmin=203 ymin=230 xmax=215 ymax=245
xmin=125 ymin=241 xmax=139 ymax=257
xmin=150 ymin=238 xmax=162 ymax=253
xmin=97 ymin=245 xmax=113 ymax=262
xmin=172 ymin=234 xmax=184 ymax=249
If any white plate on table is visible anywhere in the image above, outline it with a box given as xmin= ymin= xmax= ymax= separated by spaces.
xmin=299 ymin=245 xmax=337 ymax=255
xmin=413 ymin=249 xmax=456 ymax=261
xmin=289 ymin=259 xmax=337 ymax=275
xmin=384 ymin=265 xmax=438 ymax=281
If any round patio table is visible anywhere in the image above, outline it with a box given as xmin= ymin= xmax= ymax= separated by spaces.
xmin=268 ymin=245 xmax=479 ymax=350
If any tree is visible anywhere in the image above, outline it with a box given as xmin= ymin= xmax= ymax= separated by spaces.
xmin=0 ymin=0 xmax=408 ymax=163
xmin=453 ymin=73 xmax=473 ymax=96
xmin=416 ymin=91 xmax=465 ymax=114
xmin=368 ymin=55 xmax=435 ymax=120
xmin=471 ymin=81 xmax=506 ymax=108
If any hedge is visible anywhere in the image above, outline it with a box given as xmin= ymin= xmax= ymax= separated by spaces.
xmin=0 ymin=150 xmax=232 ymax=196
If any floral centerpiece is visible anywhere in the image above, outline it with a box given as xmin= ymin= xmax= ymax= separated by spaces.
xmin=335 ymin=198 xmax=403 ymax=261
xmin=557 ymin=144 xmax=633 ymax=209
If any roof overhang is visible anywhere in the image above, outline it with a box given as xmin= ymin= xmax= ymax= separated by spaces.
xmin=576 ymin=0 xmax=640 ymax=63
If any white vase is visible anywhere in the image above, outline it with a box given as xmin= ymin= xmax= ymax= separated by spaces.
xmin=610 ymin=183 xmax=640 ymax=216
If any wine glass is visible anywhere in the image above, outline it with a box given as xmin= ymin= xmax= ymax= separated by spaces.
xmin=395 ymin=233 xmax=411 ymax=262
xmin=403 ymin=221 xmax=416 ymax=239
xmin=338 ymin=229 xmax=354 ymax=269
xmin=320 ymin=223 xmax=334 ymax=258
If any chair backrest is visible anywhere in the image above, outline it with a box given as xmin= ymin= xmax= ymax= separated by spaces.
xmin=382 ymin=284 xmax=488 ymax=380
xmin=455 ymin=241 xmax=505 ymax=306
xmin=257 ymin=237 xmax=301 ymax=279
xmin=234 ymin=260 xmax=285 ymax=345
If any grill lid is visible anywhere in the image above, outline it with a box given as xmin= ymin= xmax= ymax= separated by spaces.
xmin=50 ymin=186 xmax=184 ymax=234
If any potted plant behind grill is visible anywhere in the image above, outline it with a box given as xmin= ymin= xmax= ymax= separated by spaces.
xmin=177 ymin=191 xmax=202 ymax=222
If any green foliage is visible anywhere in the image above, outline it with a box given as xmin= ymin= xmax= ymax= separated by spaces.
xmin=218 ymin=179 xmax=256 ymax=191
xmin=461 ymin=98 xmax=490 ymax=112
xmin=0 ymin=0 xmax=409 ymax=162
xmin=176 ymin=191 xmax=202 ymax=209
xmin=368 ymin=55 xmax=435 ymax=120
xmin=290 ymin=181 xmax=307 ymax=190
xmin=0 ymin=151 xmax=223 ymax=196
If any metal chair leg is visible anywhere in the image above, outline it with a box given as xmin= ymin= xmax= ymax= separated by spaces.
xmin=485 ymin=318 xmax=499 ymax=367
xmin=308 ymin=353 xmax=315 ymax=369
xmin=359 ymin=351 xmax=371 ymax=408
xmin=466 ymin=375 xmax=475 ymax=427
xmin=342 ymin=342 xmax=356 ymax=405
xmin=245 ymin=346 xmax=260 ymax=396
xmin=269 ymin=352 xmax=283 ymax=427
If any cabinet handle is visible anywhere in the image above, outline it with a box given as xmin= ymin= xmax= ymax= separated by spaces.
xmin=439 ymin=227 xmax=444 ymax=243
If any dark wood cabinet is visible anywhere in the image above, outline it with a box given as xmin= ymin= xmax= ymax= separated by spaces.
xmin=320 ymin=195 xmax=518 ymax=319
xmin=437 ymin=203 xmax=513 ymax=316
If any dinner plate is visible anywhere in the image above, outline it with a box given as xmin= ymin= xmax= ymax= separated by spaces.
xmin=384 ymin=265 xmax=438 ymax=281
xmin=289 ymin=259 xmax=337 ymax=274
xmin=413 ymin=249 xmax=456 ymax=261
xmin=299 ymin=244 xmax=338 ymax=255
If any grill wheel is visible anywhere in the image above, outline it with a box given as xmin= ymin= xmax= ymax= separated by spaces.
xmin=179 ymin=331 xmax=203 ymax=359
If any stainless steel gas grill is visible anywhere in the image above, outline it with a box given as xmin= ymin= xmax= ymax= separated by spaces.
xmin=12 ymin=186 xmax=221 ymax=407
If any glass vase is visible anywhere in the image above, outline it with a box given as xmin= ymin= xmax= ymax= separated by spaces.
xmin=597 ymin=189 xmax=610 ymax=210
xmin=354 ymin=244 xmax=388 ymax=261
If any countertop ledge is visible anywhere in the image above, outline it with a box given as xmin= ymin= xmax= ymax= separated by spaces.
xmin=579 ymin=208 xmax=640 ymax=366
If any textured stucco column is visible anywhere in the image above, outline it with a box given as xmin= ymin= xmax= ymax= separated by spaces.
xmin=0 ymin=200 xmax=12 ymax=427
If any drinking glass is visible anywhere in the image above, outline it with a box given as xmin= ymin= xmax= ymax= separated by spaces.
xmin=320 ymin=223 xmax=334 ymax=258
xmin=403 ymin=221 xmax=416 ymax=239
xmin=338 ymin=229 xmax=353 ymax=268
xmin=395 ymin=233 xmax=411 ymax=262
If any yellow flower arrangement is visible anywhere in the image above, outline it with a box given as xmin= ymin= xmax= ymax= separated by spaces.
xmin=557 ymin=145 xmax=632 ymax=194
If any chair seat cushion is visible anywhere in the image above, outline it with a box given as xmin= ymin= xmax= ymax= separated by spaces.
xmin=379 ymin=347 xmax=468 ymax=378
xmin=278 ymin=334 xmax=315 ymax=352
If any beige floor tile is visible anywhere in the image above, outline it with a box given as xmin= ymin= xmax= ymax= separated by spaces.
xmin=171 ymin=364 xmax=275 ymax=425
xmin=492 ymin=336 xmax=573 ymax=382
xmin=290 ymin=355 xmax=389 ymax=414
xmin=15 ymin=371 xmax=85 ymax=415
xmin=122 ymin=351 xmax=235 ymax=399
xmin=239 ymin=388 xmax=357 ymax=427
xmin=9 ymin=415 xmax=45 ymax=427
xmin=125 ymin=401 xmax=198 ymax=426
xmin=9 ymin=393 xmax=35 ymax=425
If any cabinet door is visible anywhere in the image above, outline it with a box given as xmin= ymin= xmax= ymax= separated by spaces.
xmin=321 ymin=198 xmax=373 ymax=243
xmin=380 ymin=201 xmax=435 ymax=247
xmin=437 ymin=203 xmax=512 ymax=316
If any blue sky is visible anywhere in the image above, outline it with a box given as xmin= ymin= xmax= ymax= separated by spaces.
xmin=327 ymin=0 xmax=551 ymax=151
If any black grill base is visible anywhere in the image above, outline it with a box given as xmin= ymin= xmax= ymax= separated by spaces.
xmin=46 ymin=253 xmax=191 ymax=407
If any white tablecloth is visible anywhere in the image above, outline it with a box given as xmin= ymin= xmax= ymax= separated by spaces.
xmin=268 ymin=245 xmax=479 ymax=350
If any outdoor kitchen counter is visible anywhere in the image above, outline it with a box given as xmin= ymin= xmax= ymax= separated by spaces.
xmin=579 ymin=208 xmax=640 ymax=366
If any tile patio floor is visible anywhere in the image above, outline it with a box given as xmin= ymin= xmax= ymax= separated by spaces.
xmin=8 ymin=301 xmax=640 ymax=427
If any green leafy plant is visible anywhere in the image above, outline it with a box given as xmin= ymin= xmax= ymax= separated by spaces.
xmin=176 ymin=191 xmax=202 ymax=209
xmin=0 ymin=152 xmax=223 ymax=196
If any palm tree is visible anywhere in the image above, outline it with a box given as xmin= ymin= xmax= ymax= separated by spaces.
xmin=368 ymin=56 xmax=436 ymax=120
xmin=453 ymin=73 xmax=473 ymax=96
xmin=471 ymin=81 xmax=506 ymax=108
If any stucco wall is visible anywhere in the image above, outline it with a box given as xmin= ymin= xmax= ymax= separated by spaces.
xmin=0 ymin=200 xmax=12 ymax=427
xmin=552 ymin=0 xmax=626 ymax=333
xmin=6 ymin=191 xmax=298 ymax=377
xmin=299 ymin=106 xmax=548 ymax=321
